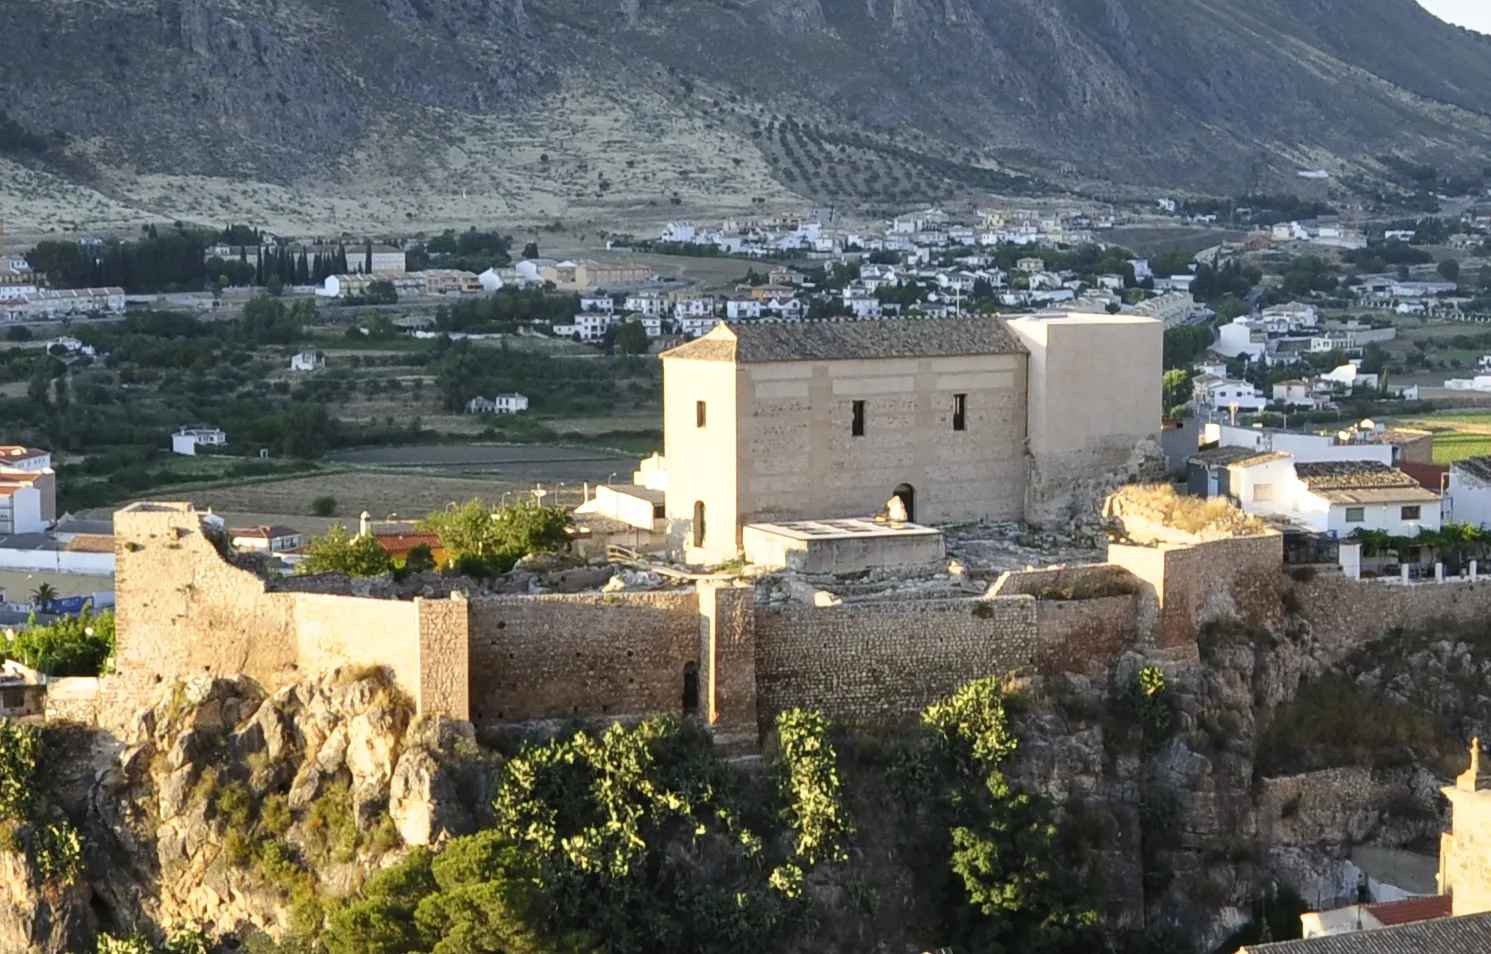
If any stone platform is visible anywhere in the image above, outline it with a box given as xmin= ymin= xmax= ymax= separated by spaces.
xmin=742 ymin=518 xmax=945 ymax=574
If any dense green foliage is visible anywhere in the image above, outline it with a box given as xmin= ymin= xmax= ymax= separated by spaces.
xmin=418 ymin=500 xmax=572 ymax=575
xmin=312 ymin=713 xmax=848 ymax=954
xmin=891 ymin=678 xmax=1101 ymax=953
xmin=0 ymin=608 xmax=115 ymax=676
xmin=1163 ymin=324 xmax=1212 ymax=370
xmin=298 ymin=524 xmax=395 ymax=577
xmin=0 ymin=720 xmax=84 ymax=888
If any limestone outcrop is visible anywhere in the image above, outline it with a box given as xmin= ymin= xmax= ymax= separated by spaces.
xmin=44 ymin=669 xmax=493 ymax=945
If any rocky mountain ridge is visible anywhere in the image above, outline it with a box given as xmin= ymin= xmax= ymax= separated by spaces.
xmin=2 ymin=0 xmax=1491 ymax=223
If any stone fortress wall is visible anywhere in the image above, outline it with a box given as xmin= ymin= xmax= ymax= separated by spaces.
xmin=107 ymin=502 xmax=1491 ymax=746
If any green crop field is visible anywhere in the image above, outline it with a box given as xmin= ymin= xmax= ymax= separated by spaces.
xmin=1433 ymin=432 xmax=1491 ymax=463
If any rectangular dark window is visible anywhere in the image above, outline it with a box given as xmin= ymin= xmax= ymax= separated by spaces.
xmin=851 ymin=400 xmax=865 ymax=437
xmin=695 ymin=401 xmax=706 ymax=428
xmin=1402 ymin=505 xmax=1421 ymax=521
xmin=953 ymin=393 xmax=967 ymax=431
xmin=653 ymin=502 xmax=666 ymax=520
xmin=1345 ymin=507 xmax=1365 ymax=523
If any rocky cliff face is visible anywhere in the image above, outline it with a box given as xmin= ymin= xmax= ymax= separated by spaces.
xmin=1 ymin=0 xmax=1489 ymax=197
xmin=0 ymin=669 xmax=493 ymax=951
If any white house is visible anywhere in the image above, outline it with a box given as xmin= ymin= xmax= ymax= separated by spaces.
xmin=843 ymin=294 xmax=882 ymax=318
xmin=466 ymin=393 xmax=529 ymax=415
xmin=1261 ymin=302 xmax=1320 ymax=330
xmin=1447 ymin=456 xmax=1491 ymax=528
xmin=0 ymin=447 xmax=51 ymax=473
xmin=230 ymin=524 xmax=306 ymax=554
xmin=762 ymin=296 xmax=804 ymax=319
xmin=290 ymin=351 xmax=325 ymax=372
xmin=725 ymin=299 xmax=762 ymax=320
xmin=1227 ymin=455 xmax=1439 ymax=537
xmin=1196 ymin=378 xmax=1267 ymax=414
xmin=624 ymin=293 xmax=667 ymax=318
xmin=1097 ymin=274 xmax=1126 ymax=291
xmin=1016 ymin=257 xmax=1046 ymax=274
xmin=1153 ymin=274 xmax=1197 ymax=293
xmin=1317 ymin=362 xmax=1379 ymax=392
xmin=1272 ymin=379 xmax=1315 ymax=407
xmin=567 ymin=312 xmax=616 ymax=341
xmin=679 ymin=316 xmax=721 ymax=337
xmin=0 ymin=483 xmax=44 ymax=536
xmin=579 ymin=296 xmax=614 ymax=313
xmin=673 ymin=297 xmax=715 ymax=320
xmin=171 ymin=428 xmax=227 ymax=456
xmin=1215 ymin=317 xmax=1268 ymax=360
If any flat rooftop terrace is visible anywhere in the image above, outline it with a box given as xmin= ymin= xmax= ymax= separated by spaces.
xmin=746 ymin=518 xmax=942 ymax=541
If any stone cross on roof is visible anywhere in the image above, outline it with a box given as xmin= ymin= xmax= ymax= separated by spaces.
xmin=1458 ymin=737 xmax=1482 ymax=793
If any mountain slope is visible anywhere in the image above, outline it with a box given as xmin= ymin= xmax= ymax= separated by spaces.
xmin=2 ymin=0 xmax=1490 ymax=227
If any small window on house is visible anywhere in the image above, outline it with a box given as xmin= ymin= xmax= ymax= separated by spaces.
xmin=1345 ymin=507 xmax=1366 ymax=523
xmin=1252 ymin=483 xmax=1274 ymax=503
xmin=952 ymin=393 xmax=967 ymax=431
xmin=653 ymin=502 xmax=665 ymax=520
xmin=693 ymin=501 xmax=706 ymax=547
xmin=695 ymin=400 xmax=706 ymax=428
xmin=1402 ymin=505 xmax=1422 ymax=521
xmin=2 ymin=691 xmax=23 ymax=710
xmin=851 ymin=400 xmax=865 ymax=437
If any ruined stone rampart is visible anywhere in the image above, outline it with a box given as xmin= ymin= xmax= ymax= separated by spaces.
xmin=1108 ymin=533 xmax=1285 ymax=651
xmin=753 ymin=596 xmax=1038 ymax=722
xmin=1296 ymin=573 xmax=1491 ymax=666
xmin=112 ymin=504 xmax=467 ymax=722
xmin=467 ymin=590 xmax=701 ymax=725
xmin=111 ymin=506 xmax=1491 ymax=749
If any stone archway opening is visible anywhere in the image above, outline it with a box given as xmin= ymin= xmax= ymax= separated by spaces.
xmin=891 ymin=483 xmax=916 ymax=523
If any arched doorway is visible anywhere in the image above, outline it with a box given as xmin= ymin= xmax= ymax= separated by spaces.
xmin=891 ymin=483 xmax=915 ymax=523
xmin=692 ymin=501 xmax=706 ymax=547
xmin=682 ymin=662 xmax=699 ymax=715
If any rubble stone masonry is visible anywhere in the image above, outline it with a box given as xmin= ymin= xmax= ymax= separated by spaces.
xmin=112 ymin=505 xmax=1491 ymax=751
xmin=466 ymin=590 xmax=701 ymax=726
xmin=753 ymin=596 xmax=1039 ymax=722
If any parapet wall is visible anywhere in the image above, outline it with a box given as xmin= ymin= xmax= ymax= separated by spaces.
xmin=112 ymin=505 xmax=1491 ymax=748
xmin=467 ymin=590 xmax=701 ymax=726
xmin=1108 ymin=533 xmax=1285 ymax=650
xmin=112 ymin=504 xmax=467 ymax=721
xmin=753 ymin=596 xmax=1038 ymax=722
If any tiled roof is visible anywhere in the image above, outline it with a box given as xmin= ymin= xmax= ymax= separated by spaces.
xmin=0 ymin=446 xmax=47 ymax=464
xmin=1243 ymin=910 xmax=1491 ymax=953
xmin=662 ymin=317 xmax=1026 ymax=363
xmin=1294 ymin=460 xmax=1419 ymax=491
xmin=1364 ymin=895 xmax=1454 ymax=926
xmin=1187 ymin=446 xmax=1289 ymax=467
xmin=64 ymin=534 xmax=115 ymax=553
xmin=374 ymin=532 xmax=442 ymax=552
xmin=1453 ymin=455 xmax=1491 ymax=484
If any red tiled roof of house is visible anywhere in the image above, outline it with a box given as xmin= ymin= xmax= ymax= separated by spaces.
xmin=1364 ymin=894 xmax=1454 ymax=927
xmin=1399 ymin=461 xmax=1448 ymax=492
xmin=65 ymin=534 xmax=115 ymax=553
xmin=375 ymin=532 xmax=441 ymax=552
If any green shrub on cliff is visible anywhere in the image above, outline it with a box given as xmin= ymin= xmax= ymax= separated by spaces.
xmin=890 ymin=677 xmax=1102 ymax=953
xmin=314 ymin=712 xmax=853 ymax=954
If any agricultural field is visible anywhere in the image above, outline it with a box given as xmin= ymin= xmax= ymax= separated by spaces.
xmin=1397 ymin=413 xmax=1491 ymax=463
xmin=160 ymin=443 xmax=640 ymax=520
